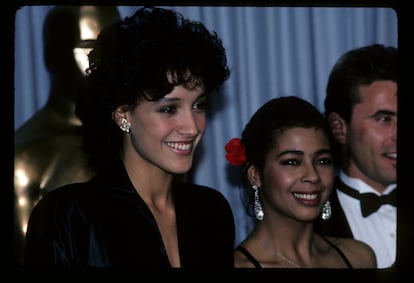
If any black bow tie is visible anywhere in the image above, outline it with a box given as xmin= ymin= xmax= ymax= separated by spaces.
xmin=336 ymin=178 xmax=396 ymax=217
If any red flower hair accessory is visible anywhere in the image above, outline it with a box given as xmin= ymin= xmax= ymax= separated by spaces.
xmin=225 ymin=138 xmax=246 ymax=166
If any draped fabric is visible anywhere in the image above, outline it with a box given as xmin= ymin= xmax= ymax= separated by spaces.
xmin=14 ymin=5 xmax=398 ymax=246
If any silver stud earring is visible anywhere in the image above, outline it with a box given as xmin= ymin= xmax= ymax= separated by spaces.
xmin=120 ymin=117 xmax=131 ymax=134
xmin=253 ymin=185 xmax=264 ymax=221
xmin=321 ymin=200 xmax=331 ymax=220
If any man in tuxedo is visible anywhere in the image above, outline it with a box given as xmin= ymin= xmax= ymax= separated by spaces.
xmin=314 ymin=44 xmax=397 ymax=269
xmin=14 ymin=6 xmax=120 ymax=266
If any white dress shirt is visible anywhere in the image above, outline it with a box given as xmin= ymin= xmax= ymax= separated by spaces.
xmin=336 ymin=171 xmax=397 ymax=269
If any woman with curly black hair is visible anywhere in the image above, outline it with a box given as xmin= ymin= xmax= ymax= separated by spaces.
xmin=24 ymin=6 xmax=234 ymax=268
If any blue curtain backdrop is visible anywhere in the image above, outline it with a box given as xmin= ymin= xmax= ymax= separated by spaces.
xmin=14 ymin=5 xmax=398 ymax=247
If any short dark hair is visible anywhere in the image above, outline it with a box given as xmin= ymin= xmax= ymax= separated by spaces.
xmin=325 ymin=44 xmax=397 ymax=123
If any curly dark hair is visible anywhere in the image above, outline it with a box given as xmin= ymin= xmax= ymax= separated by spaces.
xmin=76 ymin=7 xmax=230 ymax=171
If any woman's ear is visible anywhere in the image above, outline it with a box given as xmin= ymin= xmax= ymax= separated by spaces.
xmin=112 ymin=106 xmax=129 ymax=127
xmin=247 ymin=165 xmax=261 ymax=187
xmin=328 ymin=112 xmax=347 ymax=145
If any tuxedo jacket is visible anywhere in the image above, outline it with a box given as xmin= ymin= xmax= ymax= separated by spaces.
xmin=314 ymin=187 xmax=354 ymax=238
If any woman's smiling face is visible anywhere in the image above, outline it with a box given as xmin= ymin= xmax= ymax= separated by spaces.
xmin=260 ymin=127 xmax=334 ymax=222
xmin=122 ymin=84 xmax=207 ymax=175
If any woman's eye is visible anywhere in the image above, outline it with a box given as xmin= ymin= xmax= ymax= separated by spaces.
xmin=281 ymin=159 xmax=299 ymax=166
xmin=193 ymin=101 xmax=208 ymax=111
xmin=159 ymin=105 xmax=176 ymax=114
xmin=317 ymin=157 xmax=333 ymax=166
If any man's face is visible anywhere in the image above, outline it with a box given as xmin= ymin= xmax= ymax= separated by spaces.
xmin=346 ymin=80 xmax=397 ymax=191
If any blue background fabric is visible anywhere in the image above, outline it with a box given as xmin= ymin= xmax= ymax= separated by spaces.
xmin=14 ymin=5 xmax=398 ymax=247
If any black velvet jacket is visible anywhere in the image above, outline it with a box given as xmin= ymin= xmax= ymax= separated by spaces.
xmin=24 ymin=158 xmax=235 ymax=269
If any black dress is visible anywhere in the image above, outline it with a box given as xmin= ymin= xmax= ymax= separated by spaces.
xmin=24 ymin=157 xmax=235 ymax=268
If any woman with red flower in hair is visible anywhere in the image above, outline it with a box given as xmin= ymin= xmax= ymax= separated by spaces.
xmin=224 ymin=96 xmax=376 ymax=269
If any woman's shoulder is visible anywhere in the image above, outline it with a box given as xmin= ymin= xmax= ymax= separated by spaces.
xmin=31 ymin=178 xmax=99 ymax=214
xmin=185 ymin=183 xmax=228 ymax=201
xmin=181 ymin=183 xmax=234 ymax=221
xmin=325 ymin=236 xmax=377 ymax=268
xmin=40 ymin=180 xmax=93 ymax=201
xmin=234 ymin=244 xmax=262 ymax=268
xmin=194 ymin=184 xmax=233 ymax=211
xmin=331 ymin=236 xmax=374 ymax=253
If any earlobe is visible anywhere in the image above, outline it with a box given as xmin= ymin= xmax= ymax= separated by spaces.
xmin=328 ymin=112 xmax=347 ymax=144
xmin=112 ymin=107 xmax=128 ymax=127
xmin=247 ymin=165 xmax=261 ymax=187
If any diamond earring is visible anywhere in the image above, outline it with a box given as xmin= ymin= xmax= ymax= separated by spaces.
xmin=321 ymin=200 xmax=332 ymax=220
xmin=253 ymin=185 xmax=264 ymax=221
xmin=120 ymin=117 xmax=131 ymax=134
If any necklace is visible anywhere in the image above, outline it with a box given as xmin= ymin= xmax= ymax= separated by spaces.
xmin=258 ymin=239 xmax=302 ymax=268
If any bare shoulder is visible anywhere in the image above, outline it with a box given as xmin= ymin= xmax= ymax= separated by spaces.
xmin=326 ymin=236 xmax=377 ymax=268
xmin=234 ymin=246 xmax=257 ymax=268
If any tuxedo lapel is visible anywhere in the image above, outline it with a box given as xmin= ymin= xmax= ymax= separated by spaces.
xmin=314 ymin=187 xmax=353 ymax=238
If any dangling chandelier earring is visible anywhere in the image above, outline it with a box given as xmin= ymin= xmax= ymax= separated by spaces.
xmin=253 ymin=185 xmax=264 ymax=221
xmin=120 ymin=117 xmax=131 ymax=134
xmin=321 ymin=200 xmax=332 ymax=220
